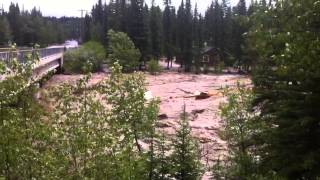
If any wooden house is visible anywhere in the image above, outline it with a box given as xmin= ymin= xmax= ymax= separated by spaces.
xmin=201 ymin=46 xmax=221 ymax=66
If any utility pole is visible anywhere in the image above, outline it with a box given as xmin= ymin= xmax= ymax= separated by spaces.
xmin=0 ymin=4 xmax=4 ymax=15
xmin=78 ymin=9 xmax=88 ymax=43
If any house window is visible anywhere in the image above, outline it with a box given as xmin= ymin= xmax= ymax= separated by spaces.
xmin=203 ymin=55 xmax=210 ymax=63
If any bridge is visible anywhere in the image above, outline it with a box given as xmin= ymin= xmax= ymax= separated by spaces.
xmin=0 ymin=47 xmax=64 ymax=82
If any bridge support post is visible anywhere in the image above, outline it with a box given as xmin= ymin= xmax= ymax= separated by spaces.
xmin=56 ymin=57 xmax=64 ymax=74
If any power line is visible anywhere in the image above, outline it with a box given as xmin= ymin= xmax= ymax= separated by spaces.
xmin=78 ymin=9 xmax=87 ymax=19
xmin=0 ymin=4 xmax=4 ymax=14
xmin=78 ymin=9 xmax=88 ymax=43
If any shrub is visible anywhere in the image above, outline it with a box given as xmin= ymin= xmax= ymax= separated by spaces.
xmin=63 ymin=41 xmax=105 ymax=74
xmin=147 ymin=59 xmax=161 ymax=75
xmin=107 ymin=30 xmax=141 ymax=72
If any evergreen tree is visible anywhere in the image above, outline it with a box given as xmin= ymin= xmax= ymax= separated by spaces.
xmin=83 ymin=14 xmax=91 ymax=42
xmin=232 ymin=0 xmax=248 ymax=70
xmin=176 ymin=0 xmax=185 ymax=67
xmin=183 ymin=0 xmax=193 ymax=72
xmin=153 ymin=132 xmax=171 ymax=180
xmin=222 ymin=4 xmax=234 ymax=65
xmin=7 ymin=3 xmax=23 ymax=45
xmin=91 ymin=0 xmax=108 ymax=44
xmin=143 ymin=3 xmax=152 ymax=60
xmin=150 ymin=2 xmax=162 ymax=59
xmin=192 ymin=4 xmax=204 ymax=73
xmin=250 ymin=0 xmax=320 ymax=178
xmin=163 ymin=0 xmax=175 ymax=68
xmin=0 ymin=15 xmax=11 ymax=45
xmin=170 ymin=105 xmax=203 ymax=179
xmin=128 ymin=0 xmax=149 ymax=65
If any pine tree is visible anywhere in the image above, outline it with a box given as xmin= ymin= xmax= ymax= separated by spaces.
xmin=176 ymin=0 xmax=185 ymax=67
xmin=232 ymin=0 xmax=248 ymax=70
xmin=150 ymin=2 xmax=162 ymax=59
xmin=0 ymin=15 xmax=11 ymax=45
xmin=102 ymin=3 xmax=109 ymax=46
xmin=143 ymin=3 xmax=152 ymax=60
xmin=170 ymin=105 xmax=203 ymax=179
xmin=90 ymin=0 xmax=108 ymax=45
xmin=83 ymin=14 xmax=91 ymax=42
xmin=192 ymin=4 xmax=203 ymax=74
xmin=222 ymin=1 xmax=234 ymax=65
xmin=7 ymin=3 xmax=23 ymax=45
xmin=162 ymin=0 xmax=175 ymax=69
xmin=250 ymin=0 xmax=320 ymax=178
xmin=128 ymin=0 xmax=149 ymax=65
xmin=182 ymin=0 xmax=193 ymax=72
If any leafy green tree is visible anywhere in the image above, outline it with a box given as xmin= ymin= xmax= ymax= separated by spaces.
xmin=217 ymin=83 xmax=262 ymax=179
xmin=107 ymin=30 xmax=141 ymax=72
xmin=49 ymin=72 xmax=114 ymax=179
xmin=63 ymin=41 xmax=106 ymax=73
xmin=170 ymin=105 xmax=203 ymax=179
xmin=99 ymin=62 xmax=160 ymax=179
xmin=0 ymin=47 xmax=56 ymax=179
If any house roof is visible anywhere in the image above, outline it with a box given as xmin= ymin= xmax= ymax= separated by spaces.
xmin=201 ymin=46 xmax=219 ymax=55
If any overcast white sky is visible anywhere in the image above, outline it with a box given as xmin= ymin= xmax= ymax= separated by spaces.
xmin=1 ymin=0 xmax=243 ymax=17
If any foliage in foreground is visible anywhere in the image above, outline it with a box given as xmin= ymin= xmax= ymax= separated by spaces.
xmin=63 ymin=41 xmax=106 ymax=74
xmin=214 ymin=84 xmax=287 ymax=180
xmin=0 ymin=48 xmax=55 ymax=179
xmin=215 ymin=84 xmax=260 ymax=179
xmin=249 ymin=0 xmax=320 ymax=179
xmin=0 ymin=56 xmax=204 ymax=179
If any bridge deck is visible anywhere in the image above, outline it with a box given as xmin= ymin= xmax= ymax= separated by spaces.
xmin=0 ymin=48 xmax=64 ymax=82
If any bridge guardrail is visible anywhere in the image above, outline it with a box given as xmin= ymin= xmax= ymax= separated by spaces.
xmin=0 ymin=47 xmax=64 ymax=64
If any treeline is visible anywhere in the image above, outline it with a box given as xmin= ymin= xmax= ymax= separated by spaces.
xmin=0 ymin=3 xmax=80 ymax=47
xmin=83 ymin=0 xmax=252 ymax=71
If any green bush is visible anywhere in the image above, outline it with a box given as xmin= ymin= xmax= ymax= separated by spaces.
xmin=63 ymin=41 xmax=106 ymax=74
xmin=147 ymin=59 xmax=161 ymax=75
xmin=107 ymin=30 xmax=141 ymax=72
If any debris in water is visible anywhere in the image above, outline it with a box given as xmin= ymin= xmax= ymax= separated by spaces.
xmin=195 ymin=92 xmax=211 ymax=100
xmin=192 ymin=109 xmax=205 ymax=115
xmin=158 ymin=114 xmax=169 ymax=120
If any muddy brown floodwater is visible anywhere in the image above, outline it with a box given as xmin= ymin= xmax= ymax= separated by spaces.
xmin=43 ymin=65 xmax=251 ymax=180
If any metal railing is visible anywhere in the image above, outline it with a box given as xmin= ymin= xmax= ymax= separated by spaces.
xmin=0 ymin=47 xmax=64 ymax=64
